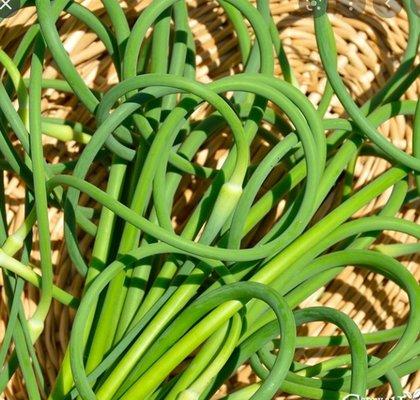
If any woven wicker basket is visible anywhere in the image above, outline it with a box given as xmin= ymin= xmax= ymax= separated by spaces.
xmin=0 ymin=0 xmax=418 ymax=399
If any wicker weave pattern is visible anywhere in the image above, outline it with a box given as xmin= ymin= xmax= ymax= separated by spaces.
xmin=0 ymin=1 xmax=418 ymax=398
